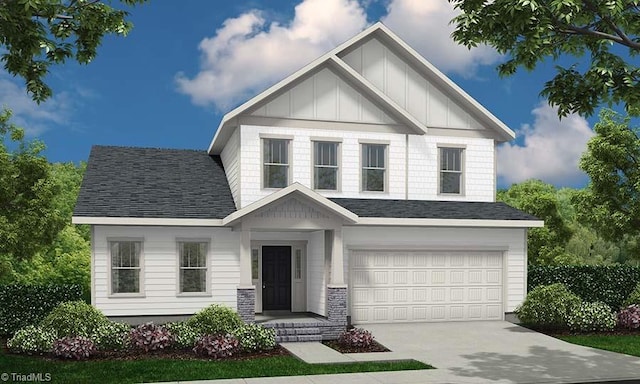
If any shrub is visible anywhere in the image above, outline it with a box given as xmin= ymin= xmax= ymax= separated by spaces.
xmin=40 ymin=301 xmax=108 ymax=337
xmin=165 ymin=321 xmax=199 ymax=349
xmin=0 ymin=284 xmax=82 ymax=335
xmin=187 ymin=304 xmax=243 ymax=336
xmin=52 ymin=336 xmax=96 ymax=360
xmin=90 ymin=321 xmax=131 ymax=351
xmin=515 ymin=283 xmax=581 ymax=329
xmin=232 ymin=324 xmax=276 ymax=352
xmin=617 ymin=305 xmax=640 ymax=330
xmin=566 ymin=302 xmax=616 ymax=332
xmin=623 ymin=283 xmax=640 ymax=307
xmin=129 ymin=323 xmax=174 ymax=352
xmin=338 ymin=328 xmax=374 ymax=349
xmin=528 ymin=265 xmax=640 ymax=310
xmin=193 ymin=334 xmax=239 ymax=359
xmin=7 ymin=325 xmax=57 ymax=354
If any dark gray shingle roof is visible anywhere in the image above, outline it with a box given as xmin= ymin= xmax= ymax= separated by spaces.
xmin=74 ymin=146 xmax=237 ymax=219
xmin=330 ymin=198 xmax=539 ymax=221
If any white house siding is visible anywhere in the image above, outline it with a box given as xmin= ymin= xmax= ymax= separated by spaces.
xmin=93 ymin=226 xmax=239 ymax=317
xmin=251 ymin=67 xmax=396 ymax=125
xmin=342 ymin=226 xmax=527 ymax=312
xmin=307 ymin=230 xmax=326 ymax=316
xmin=339 ymin=37 xmax=484 ymax=131
xmin=407 ymin=135 xmax=495 ymax=202
xmin=220 ymin=127 xmax=240 ymax=208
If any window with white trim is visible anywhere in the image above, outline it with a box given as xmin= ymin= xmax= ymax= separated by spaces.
xmin=178 ymin=242 xmax=208 ymax=293
xmin=110 ymin=241 xmax=142 ymax=294
xmin=440 ymin=147 xmax=464 ymax=194
xmin=361 ymin=144 xmax=386 ymax=192
xmin=263 ymin=139 xmax=289 ymax=188
xmin=313 ymin=141 xmax=339 ymax=190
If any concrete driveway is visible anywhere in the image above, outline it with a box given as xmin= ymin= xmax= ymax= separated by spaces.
xmin=363 ymin=321 xmax=640 ymax=383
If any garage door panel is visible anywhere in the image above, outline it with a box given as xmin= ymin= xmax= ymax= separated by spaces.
xmin=351 ymin=250 xmax=503 ymax=323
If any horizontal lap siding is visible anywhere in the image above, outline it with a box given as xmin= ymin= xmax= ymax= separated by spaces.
xmin=343 ymin=226 xmax=526 ymax=312
xmin=94 ymin=226 xmax=240 ymax=316
xmin=220 ymin=128 xmax=240 ymax=208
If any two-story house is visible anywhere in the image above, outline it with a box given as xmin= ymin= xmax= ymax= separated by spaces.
xmin=73 ymin=22 xmax=543 ymax=336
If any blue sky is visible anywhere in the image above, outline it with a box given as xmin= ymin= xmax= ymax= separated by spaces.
xmin=0 ymin=0 xmax=602 ymax=189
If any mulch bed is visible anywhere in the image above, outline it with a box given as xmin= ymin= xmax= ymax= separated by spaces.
xmin=322 ymin=340 xmax=390 ymax=353
xmin=522 ymin=326 xmax=640 ymax=337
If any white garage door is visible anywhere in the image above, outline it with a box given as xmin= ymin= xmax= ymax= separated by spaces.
xmin=350 ymin=250 xmax=503 ymax=323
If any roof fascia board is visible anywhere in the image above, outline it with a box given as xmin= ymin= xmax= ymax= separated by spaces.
xmin=72 ymin=216 xmax=225 ymax=226
xmin=327 ymin=56 xmax=428 ymax=135
xmin=222 ymin=183 xmax=359 ymax=225
xmin=355 ymin=218 xmax=544 ymax=228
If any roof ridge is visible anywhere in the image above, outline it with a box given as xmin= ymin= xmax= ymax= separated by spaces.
xmin=92 ymin=145 xmax=208 ymax=153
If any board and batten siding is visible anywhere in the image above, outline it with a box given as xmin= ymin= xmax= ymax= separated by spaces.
xmin=340 ymin=37 xmax=484 ymax=130
xmin=93 ymin=226 xmax=240 ymax=317
xmin=307 ymin=230 xmax=326 ymax=316
xmin=342 ymin=226 xmax=527 ymax=312
xmin=220 ymin=127 xmax=240 ymax=208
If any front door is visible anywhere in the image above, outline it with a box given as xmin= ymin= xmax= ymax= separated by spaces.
xmin=262 ymin=246 xmax=292 ymax=310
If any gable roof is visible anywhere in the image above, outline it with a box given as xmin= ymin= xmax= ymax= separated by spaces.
xmin=208 ymin=22 xmax=515 ymax=154
xmin=73 ymin=146 xmax=237 ymax=220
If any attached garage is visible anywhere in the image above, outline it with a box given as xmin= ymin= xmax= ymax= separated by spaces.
xmin=350 ymin=249 xmax=504 ymax=324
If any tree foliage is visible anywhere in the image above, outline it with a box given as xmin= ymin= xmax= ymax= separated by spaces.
xmin=450 ymin=0 xmax=640 ymax=117
xmin=574 ymin=109 xmax=640 ymax=251
xmin=0 ymin=109 xmax=65 ymax=262
xmin=0 ymin=0 xmax=146 ymax=102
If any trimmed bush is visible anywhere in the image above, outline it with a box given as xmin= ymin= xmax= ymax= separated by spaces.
xmin=90 ymin=321 xmax=131 ymax=351
xmin=165 ymin=321 xmax=199 ymax=349
xmin=338 ymin=328 xmax=374 ymax=349
xmin=129 ymin=323 xmax=174 ymax=352
xmin=0 ymin=284 xmax=82 ymax=335
xmin=233 ymin=324 xmax=276 ymax=352
xmin=53 ymin=336 xmax=96 ymax=360
xmin=7 ymin=325 xmax=57 ymax=354
xmin=617 ymin=305 xmax=640 ymax=330
xmin=528 ymin=265 xmax=640 ymax=310
xmin=623 ymin=283 xmax=640 ymax=307
xmin=187 ymin=304 xmax=243 ymax=336
xmin=515 ymin=283 xmax=581 ymax=329
xmin=193 ymin=334 xmax=239 ymax=359
xmin=566 ymin=302 xmax=616 ymax=332
xmin=40 ymin=301 xmax=108 ymax=337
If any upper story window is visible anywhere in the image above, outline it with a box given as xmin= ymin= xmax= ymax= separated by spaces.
xmin=263 ymin=139 xmax=289 ymax=188
xmin=178 ymin=241 xmax=208 ymax=294
xmin=361 ymin=143 xmax=386 ymax=192
xmin=110 ymin=240 xmax=143 ymax=295
xmin=440 ymin=147 xmax=464 ymax=194
xmin=313 ymin=141 xmax=339 ymax=190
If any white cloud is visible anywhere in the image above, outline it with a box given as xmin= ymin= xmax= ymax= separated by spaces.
xmin=176 ymin=0 xmax=500 ymax=110
xmin=381 ymin=0 xmax=500 ymax=75
xmin=0 ymin=70 xmax=74 ymax=136
xmin=176 ymin=0 xmax=367 ymax=110
xmin=497 ymin=102 xmax=594 ymax=186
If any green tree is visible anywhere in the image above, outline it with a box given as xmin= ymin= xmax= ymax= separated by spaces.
xmin=574 ymin=109 xmax=640 ymax=259
xmin=450 ymin=0 xmax=640 ymax=117
xmin=0 ymin=109 xmax=66 ymax=266
xmin=498 ymin=180 xmax=573 ymax=264
xmin=0 ymin=0 xmax=146 ymax=102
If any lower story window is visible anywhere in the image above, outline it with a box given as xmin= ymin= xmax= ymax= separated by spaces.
xmin=179 ymin=242 xmax=208 ymax=293
xmin=110 ymin=241 xmax=142 ymax=294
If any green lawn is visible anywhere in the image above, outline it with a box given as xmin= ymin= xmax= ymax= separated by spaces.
xmin=557 ymin=334 xmax=640 ymax=357
xmin=0 ymin=348 xmax=431 ymax=384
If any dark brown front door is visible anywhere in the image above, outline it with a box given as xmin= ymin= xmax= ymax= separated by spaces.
xmin=262 ymin=246 xmax=292 ymax=311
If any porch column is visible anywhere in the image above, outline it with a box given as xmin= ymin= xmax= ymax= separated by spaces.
xmin=327 ymin=227 xmax=347 ymax=330
xmin=237 ymin=226 xmax=255 ymax=323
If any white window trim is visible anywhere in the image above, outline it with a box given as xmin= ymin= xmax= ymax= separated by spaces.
xmin=261 ymin=138 xmax=291 ymax=190
xmin=108 ymin=237 xmax=145 ymax=298
xmin=360 ymin=143 xmax=388 ymax=193
xmin=312 ymin=140 xmax=341 ymax=192
xmin=438 ymin=145 xmax=466 ymax=196
xmin=176 ymin=238 xmax=211 ymax=297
